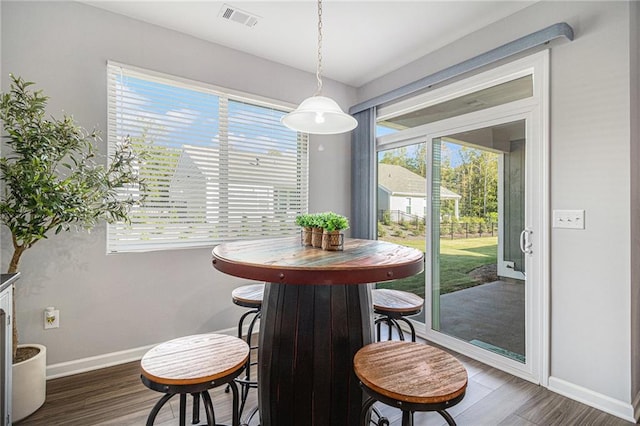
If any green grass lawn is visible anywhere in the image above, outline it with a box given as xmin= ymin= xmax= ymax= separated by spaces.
xmin=378 ymin=236 xmax=498 ymax=298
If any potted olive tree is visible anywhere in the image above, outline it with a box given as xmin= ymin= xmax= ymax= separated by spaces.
xmin=0 ymin=75 xmax=145 ymax=421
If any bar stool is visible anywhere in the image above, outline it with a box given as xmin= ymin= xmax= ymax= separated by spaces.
xmin=140 ymin=333 xmax=249 ymax=426
xmin=354 ymin=341 xmax=467 ymax=426
xmin=372 ymin=288 xmax=424 ymax=342
xmin=230 ymin=283 xmax=264 ymax=417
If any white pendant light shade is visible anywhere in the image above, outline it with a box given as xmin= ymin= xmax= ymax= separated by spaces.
xmin=282 ymin=0 xmax=358 ymax=135
xmin=281 ymin=95 xmax=357 ymax=135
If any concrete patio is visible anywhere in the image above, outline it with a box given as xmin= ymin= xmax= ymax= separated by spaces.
xmin=403 ymin=279 xmax=525 ymax=362
xmin=440 ymin=279 xmax=525 ymax=360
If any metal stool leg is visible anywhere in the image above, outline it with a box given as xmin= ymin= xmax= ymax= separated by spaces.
xmin=375 ymin=315 xmax=409 ymax=341
xmin=375 ymin=316 xmax=395 ymax=341
xmin=370 ymin=406 xmax=390 ymax=426
xmin=237 ymin=310 xmax=260 ymax=418
xmin=192 ymin=393 xmax=200 ymax=424
xmin=179 ymin=393 xmax=187 ymax=426
xmin=237 ymin=308 xmax=260 ymax=340
xmin=360 ymin=396 xmax=377 ymax=426
xmin=398 ymin=317 xmax=417 ymax=342
xmin=243 ymin=311 xmax=261 ymax=374
xmin=438 ymin=410 xmax=457 ymax=426
xmin=375 ymin=314 xmax=421 ymax=342
xmin=227 ymin=307 xmax=260 ymax=396
xmin=242 ymin=405 xmax=260 ymax=426
xmin=201 ymin=390 xmax=216 ymax=426
xmin=228 ymin=379 xmax=241 ymax=426
xmin=390 ymin=318 xmax=406 ymax=341
xmin=146 ymin=393 xmax=174 ymax=426
xmin=401 ymin=410 xmax=414 ymax=426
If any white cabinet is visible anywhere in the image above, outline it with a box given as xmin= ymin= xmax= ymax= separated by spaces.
xmin=0 ymin=274 xmax=18 ymax=426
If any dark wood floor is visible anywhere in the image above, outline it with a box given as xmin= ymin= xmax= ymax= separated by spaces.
xmin=16 ymin=344 xmax=634 ymax=426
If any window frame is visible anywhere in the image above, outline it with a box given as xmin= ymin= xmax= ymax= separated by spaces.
xmin=106 ymin=61 xmax=309 ymax=253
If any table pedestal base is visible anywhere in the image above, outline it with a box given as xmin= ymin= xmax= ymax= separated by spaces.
xmin=258 ymin=283 xmax=373 ymax=426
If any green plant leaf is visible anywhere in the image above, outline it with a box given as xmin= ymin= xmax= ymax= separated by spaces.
xmin=0 ymin=75 xmax=146 ymax=270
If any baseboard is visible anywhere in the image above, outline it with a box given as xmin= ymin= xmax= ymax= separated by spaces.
xmin=548 ymin=376 xmax=636 ymax=422
xmin=46 ymin=326 xmax=238 ymax=379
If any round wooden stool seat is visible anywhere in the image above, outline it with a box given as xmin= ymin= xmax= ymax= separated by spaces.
xmin=372 ymin=289 xmax=424 ymax=342
xmin=141 ymin=334 xmax=249 ymax=426
xmin=231 ymin=283 xmax=264 ymax=308
xmin=354 ymin=341 xmax=467 ymax=426
xmin=372 ymin=288 xmax=424 ymax=315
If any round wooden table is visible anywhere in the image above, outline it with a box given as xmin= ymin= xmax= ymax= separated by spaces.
xmin=212 ymin=237 xmax=424 ymax=426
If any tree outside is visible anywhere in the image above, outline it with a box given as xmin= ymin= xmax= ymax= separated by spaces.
xmin=377 ymin=140 xmax=499 ymax=302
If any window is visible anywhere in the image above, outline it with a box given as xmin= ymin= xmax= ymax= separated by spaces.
xmin=107 ymin=62 xmax=309 ymax=252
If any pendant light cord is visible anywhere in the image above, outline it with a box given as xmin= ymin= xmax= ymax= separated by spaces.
xmin=315 ymin=0 xmax=323 ymax=95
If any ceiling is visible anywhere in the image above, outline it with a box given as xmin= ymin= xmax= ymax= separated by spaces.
xmin=83 ymin=1 xmax=535 ymax=87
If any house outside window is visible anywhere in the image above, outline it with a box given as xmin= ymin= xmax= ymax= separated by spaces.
xmin=106 ymin=62 xmax=309 ymax=252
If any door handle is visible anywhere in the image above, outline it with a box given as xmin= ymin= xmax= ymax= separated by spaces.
xmin=519 ymin=228 xmax=533 ymax=255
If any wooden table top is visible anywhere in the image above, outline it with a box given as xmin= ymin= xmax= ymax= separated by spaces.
xmin=354 ymin=341 xmax=467 ymax=405
xmin=140 ymin=334 xmax=249 ymax=386
xmin=212 ymin=237 xmax=424 ymax=285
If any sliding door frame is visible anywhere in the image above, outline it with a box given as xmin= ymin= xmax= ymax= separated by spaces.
xmin=376 ymin=51 xmax=549 ymax=385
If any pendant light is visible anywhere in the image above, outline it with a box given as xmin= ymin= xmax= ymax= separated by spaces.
xmin=281 ymin=0 xmax=357 ymax=135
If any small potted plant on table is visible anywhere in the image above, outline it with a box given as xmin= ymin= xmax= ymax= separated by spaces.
xmin=309 ymin=213 xmax=327 ymax=248
xmin=295 ymin=213 xmax=314 ymax=246
xmin=322 ymin=212 xmax=349 ymax=251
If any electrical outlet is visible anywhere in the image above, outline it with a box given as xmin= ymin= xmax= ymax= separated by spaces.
xmin=44 ymin=307 xmax=60 ymax=329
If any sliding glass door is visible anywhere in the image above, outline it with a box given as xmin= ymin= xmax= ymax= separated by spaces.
xmin=375 ymin=52 xmax=548 ymax=382
xmin=376 ymin=143 xmax=427 ymax=323
xmin=430 ymin=121 xmax=526 ymax=364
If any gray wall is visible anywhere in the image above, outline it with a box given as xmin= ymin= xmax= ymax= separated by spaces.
xmin=1 ymin=1 xmax=354 ymax=366
xmin=359 ymin=0 xmax=637 ymax=414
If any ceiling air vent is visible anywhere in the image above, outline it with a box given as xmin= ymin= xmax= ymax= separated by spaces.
xmin=219 ymin=4 xmax=260 ymax=28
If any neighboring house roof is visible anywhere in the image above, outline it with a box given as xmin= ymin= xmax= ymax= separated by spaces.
xmin=440 ymin=186 xmax=462 ymax=200
xmin=378 ymin=163 xmax=461 ymax=199
xmin=171 ymin=144 xmax=301 ymax=187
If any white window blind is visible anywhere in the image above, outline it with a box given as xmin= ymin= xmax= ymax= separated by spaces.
xmin=107 ymin=63 xmax=309 ymax=252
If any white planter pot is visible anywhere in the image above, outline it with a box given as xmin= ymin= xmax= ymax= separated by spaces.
xmin=12 ymin=344 xmax=46 ymax=422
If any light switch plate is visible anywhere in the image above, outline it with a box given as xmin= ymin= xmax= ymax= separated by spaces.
xmin=552 ymin=209 xmax=585 ymax=229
